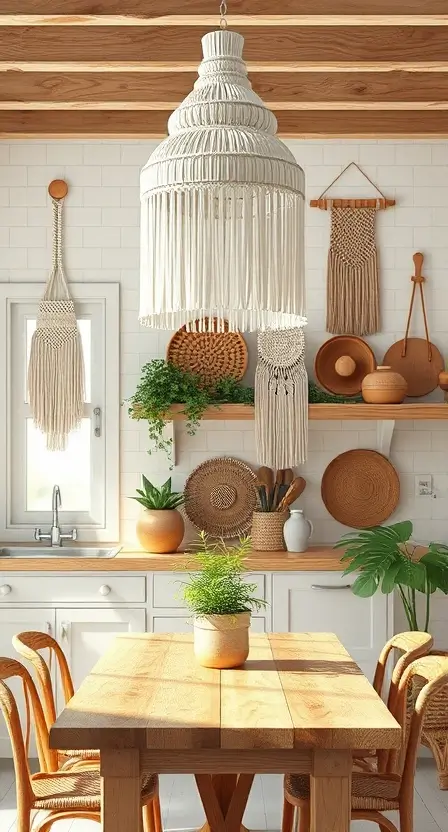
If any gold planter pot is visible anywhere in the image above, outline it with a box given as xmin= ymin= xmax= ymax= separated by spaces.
xmin=136 ymin=508 xmax=184 ymax=554
xmin=193 ymin=612 xmax=250 ymax=669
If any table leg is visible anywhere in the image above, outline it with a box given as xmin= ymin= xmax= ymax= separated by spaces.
xmin=310 ymin=750 xmax=351 ymax=832
xmin=196 ymin=773 xmax=253 ymax=832
xmin=101 ymin=748 xmax=141 ymax=832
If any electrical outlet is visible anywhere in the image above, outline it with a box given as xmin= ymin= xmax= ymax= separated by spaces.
xmin=415 ymin=475 xmax=433 ymax=497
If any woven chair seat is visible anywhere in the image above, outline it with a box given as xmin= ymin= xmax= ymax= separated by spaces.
xmin=59 ymin=748 xmax=100 ymax=762
xmin=32 ymin=770 xmax=157 ymax=811
xmin=285 ymin=771 xmax=401 ymax=811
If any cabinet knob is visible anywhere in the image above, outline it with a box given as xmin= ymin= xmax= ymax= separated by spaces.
xmin=99 ymin=584 xmax=111 ymax=596
xmin=0 ymin=584 xmax=11 ymax=596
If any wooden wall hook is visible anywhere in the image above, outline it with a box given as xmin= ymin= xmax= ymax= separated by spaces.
xmin=48 ymin=179 xmax=68 ymax=200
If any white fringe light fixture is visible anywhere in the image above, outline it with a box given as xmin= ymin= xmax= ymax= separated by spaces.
xmin=139 ymin=8 xmax=306 ymax=332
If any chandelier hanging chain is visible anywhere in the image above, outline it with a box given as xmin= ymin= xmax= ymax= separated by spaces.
xmin=219 ymin=0 xmax=228 ymax=29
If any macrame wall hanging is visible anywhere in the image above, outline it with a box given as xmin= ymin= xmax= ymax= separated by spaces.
xmin=255 ymin=328 xmax=308 ymax=469
xmin=311 ymin=162 xmax=395 ymax=337
xmin=28 ymin=180 xmax=85 ymax=451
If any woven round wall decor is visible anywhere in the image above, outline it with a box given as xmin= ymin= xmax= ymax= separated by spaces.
xmin=167 ymin=318 xmax=248 ymax=385
xmin=315 ymin=335 xmax=376 ymax=396
xmin=184 ymin=456 xmax=257 ymax=538
xmin=321 ymin=449 xmax=400 ymax=529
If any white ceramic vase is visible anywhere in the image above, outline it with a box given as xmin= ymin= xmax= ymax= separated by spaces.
xmin=283 ymin=509 xmax=313 ymax=553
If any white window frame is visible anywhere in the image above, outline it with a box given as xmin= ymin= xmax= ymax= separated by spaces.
xmin=0 ymin=283 xmax=120 ymax=542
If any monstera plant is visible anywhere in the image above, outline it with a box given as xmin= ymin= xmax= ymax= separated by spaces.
xmin=335 ymin=521 xmax=448 ymax=632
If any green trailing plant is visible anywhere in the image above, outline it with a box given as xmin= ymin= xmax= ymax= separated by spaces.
xmin=180 ymin=532 xmax=267 ymax=617
xmin=308 ymin=380 xmax=363 ymax=404
xmin=129 ymin=475 xmax=185 ymax=511
xmin=128 ymin=359 xmax=254 ymax=458
xmin=335 ymin=521 xmax=448 ymax=632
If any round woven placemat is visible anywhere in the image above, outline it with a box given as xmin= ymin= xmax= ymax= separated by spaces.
xmin=315 ymin=335 xmax=376 ymax=396
xmin=184 ymin=457 xmax=257 ymax=538
xmin=383 ymin=338 xmax=444 ymax=397
xmin=321 ymin=449 xmax=400 ymax=529
xmin=167 ymin=318 xmax=248 ymax=385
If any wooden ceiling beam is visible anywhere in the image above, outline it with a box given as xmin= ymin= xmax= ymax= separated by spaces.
xmin=1 ymin=26 xmax=448 ymax=65
xmin=1 ymin=1 xmax=447 ymax=15
xmin=4 ymin=109 xmax=448 ymax=137
xmin=2 ymin=15 xmax=448 ymax=26
xmin=1 ymin=71 xmax=448 ymax=108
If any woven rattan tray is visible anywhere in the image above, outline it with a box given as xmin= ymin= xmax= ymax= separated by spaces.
xmin=321 ymin=449 xmax=400 ymax=528
xmin=167 ymin=318 xmax=248 ymax=385
xmin=184 ymin=456 xmax=257 ymax=538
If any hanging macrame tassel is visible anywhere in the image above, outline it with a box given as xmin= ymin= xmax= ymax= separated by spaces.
xmin=255 ymin=329 xmax=308 ymax=469
xmin=28 ymin=196 xmax=85 ymax=451
xmin=326 ymin=206 xmax=380 ymax=336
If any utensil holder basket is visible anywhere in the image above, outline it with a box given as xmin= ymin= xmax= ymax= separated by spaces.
xmin=251 ymin=511 xmax=288 ymax=551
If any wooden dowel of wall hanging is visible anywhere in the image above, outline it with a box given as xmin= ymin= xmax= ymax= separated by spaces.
xmin=48 ymin=179 xmax=68 ymax=200
xmin=310 ymin=198 xmax=395 ymax=210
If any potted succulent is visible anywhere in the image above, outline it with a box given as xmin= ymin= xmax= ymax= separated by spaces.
xmin=335 ymin=520 xmax=448 ymax=631
xmin=130 ymin=475 xmax=185 ymax=554
xmin=180 ymin=532 xmax=267 ymax=668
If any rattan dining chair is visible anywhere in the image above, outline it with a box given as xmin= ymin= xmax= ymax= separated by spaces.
xmin=13 ymin=630 xmax=163 ymax=831
xmin=353 ymin=631 xmax=433 ymax=775
xmin=12 ymin=630 xmax=99 ymax=772
xmin=0 ymin=656 xmax=161 ymax=832
xmin=281 ymin=653 xmax=448 ymax=832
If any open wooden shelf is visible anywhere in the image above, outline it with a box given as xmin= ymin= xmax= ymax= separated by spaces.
xmin=167 ymin=403 xmax=448 ymax=421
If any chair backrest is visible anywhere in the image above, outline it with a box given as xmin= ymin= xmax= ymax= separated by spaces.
xmin=0 ymin=656 xmax=58 ymax=812
xmin=388 ymin=654 xmax=448 ymax=797
xmin=12 ymin=631 xmax=74 ymax=731
xmin=373 ymin=631 xmax=434 ymax=712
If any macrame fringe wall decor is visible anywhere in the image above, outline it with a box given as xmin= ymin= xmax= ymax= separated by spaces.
xmin=255 ymin=328 xmax=308 ymax=469
xmin=311 ymin=162 xmax=395 ymax=337
xmin=28 ymin=180 xmax=85 ymax=451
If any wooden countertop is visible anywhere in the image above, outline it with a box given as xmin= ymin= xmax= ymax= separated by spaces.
xmin=0 ymin=545 xmax=345 ymax=572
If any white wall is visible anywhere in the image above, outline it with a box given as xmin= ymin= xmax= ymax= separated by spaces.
xmin=1 ymin=138 xmax=448 ymax=545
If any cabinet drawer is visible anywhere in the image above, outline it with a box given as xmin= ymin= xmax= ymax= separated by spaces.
xmin=0 ymin=575 xmax=145 ymax=604
xmin=153 ymin=572 xmax=266 ymax=609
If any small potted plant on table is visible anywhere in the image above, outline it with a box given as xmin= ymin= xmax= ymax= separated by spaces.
xmin=181 ymin=532 xmax=267 ymax=668
xmin=130 ymin=475 xmax=185 ymax=554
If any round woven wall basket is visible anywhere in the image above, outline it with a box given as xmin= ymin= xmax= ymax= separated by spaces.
xmin=184 ymin=457 xmax=257 ymax=539
xmin=321 ymin=449 xmax=400 ymax=529
xmin=167 ymin=318 xmax=248 ymax=385
xmin=251 ymin=511 xmax=288 ymax=551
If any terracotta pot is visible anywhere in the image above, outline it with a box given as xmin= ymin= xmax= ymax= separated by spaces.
xmin=362 ymin=365 xmax=407 ymax=404
xmin=136 ymin=508 xmax=184 ymax=554
xmin=251 ymin=510 xmax=288 ymax=551
xmin=193 ymin=612 xmax=250 ymax=668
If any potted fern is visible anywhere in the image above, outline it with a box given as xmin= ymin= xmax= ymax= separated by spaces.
xmin=335 ymin=520 xmax=448 ymax=631
xmin=129 ymin=476 xmax=185 ymax=554
xmin=181 ymin=533 xmax=267 ymax=668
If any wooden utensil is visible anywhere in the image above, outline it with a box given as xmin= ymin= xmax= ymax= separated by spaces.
xmin=254 ymin=478 xmax=269 ymax=512
xmin=271 ymin=469 xmax=285 ymax=512
xmin=258 ymin=466 xmax=274 ymax=509
xmin=277 ymin=477 xmax=306 ymax=512
xmin=383 ymin=253 xmax=443 ymax=397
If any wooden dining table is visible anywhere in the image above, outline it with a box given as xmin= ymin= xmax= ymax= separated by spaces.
xmin=50 ymin=631 xmax=401 ymax=832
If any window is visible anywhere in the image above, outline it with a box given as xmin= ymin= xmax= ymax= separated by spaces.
xmin=0 ymin=284 xmax=119 ymax=541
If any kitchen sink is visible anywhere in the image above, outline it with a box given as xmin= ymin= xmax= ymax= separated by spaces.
xmin=0 ymin=546 xmax=121 ymax=559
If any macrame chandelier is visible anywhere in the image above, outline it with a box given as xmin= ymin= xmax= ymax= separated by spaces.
xmin=139 ymin=4 xmax=306 ymax=332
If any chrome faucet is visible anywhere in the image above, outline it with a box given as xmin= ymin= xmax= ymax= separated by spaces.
xmin=34 ymin=485 xmax=77 ymax=547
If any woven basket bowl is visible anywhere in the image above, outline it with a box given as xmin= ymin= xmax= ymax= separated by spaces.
xmin=251 ymin=511 xmax=288 ymax=552
xmin=167 ymin=318 xmax=248 ymax=385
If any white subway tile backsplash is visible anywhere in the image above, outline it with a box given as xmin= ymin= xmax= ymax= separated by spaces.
xmin=1 ymin=139 xmax=448 ymax=544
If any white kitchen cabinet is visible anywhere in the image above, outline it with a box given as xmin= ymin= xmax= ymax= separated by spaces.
xmin=272 ymin=572 xmax=389 ymax=681
xmin=0 ymin=608 xmax=56 ymax=757
xmin=55 ymin=607 xmax=146 ymax=706
xmin=150 ymin=613 xmax=267 ymax=634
